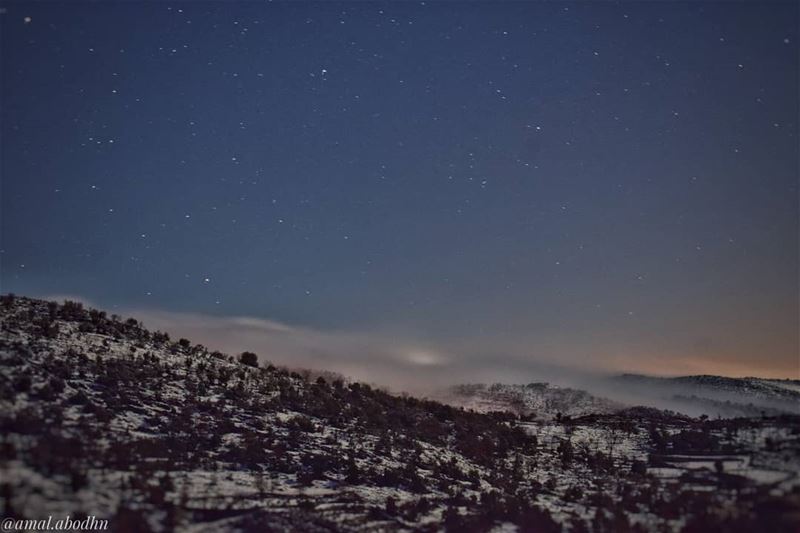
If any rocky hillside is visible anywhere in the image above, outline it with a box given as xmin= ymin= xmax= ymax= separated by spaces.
xmin=1 ymin=295 xmax=799 ymax=532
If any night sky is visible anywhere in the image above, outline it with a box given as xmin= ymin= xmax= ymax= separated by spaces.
xmin=2 ymin=2 xmax=798 ymax=382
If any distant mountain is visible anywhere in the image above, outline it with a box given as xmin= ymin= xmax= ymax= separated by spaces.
xmin=434 ymin=382 xmax=623 ymax=420
xmin=440 ymin=374 xmax=800 ymax=421
xmin=610 ymin=374 xmax=800 ymax=418
xmin=2 ymin=295 xmax=799 ymax=532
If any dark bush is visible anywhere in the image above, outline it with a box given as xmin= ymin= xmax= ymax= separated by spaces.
xmin=239 ymin=351 xmax=259 ymax=367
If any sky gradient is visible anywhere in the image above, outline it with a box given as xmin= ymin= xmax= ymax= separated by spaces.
xmin=2 ymin=1 xmax=798 ymax=383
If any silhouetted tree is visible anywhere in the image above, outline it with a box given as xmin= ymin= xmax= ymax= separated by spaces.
xmin=239 ymin=351 xmax=258 ymax=367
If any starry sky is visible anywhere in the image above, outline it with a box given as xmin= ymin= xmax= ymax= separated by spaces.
xmin=2 ymin=2 xmax=798 ymax=382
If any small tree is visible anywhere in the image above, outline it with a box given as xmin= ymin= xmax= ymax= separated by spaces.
xmin=239 ymin=351 xmax=258 ymax=367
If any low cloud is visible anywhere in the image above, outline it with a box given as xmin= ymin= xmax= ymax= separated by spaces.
xmin=46 ymin=293 xmax=589 ymax=393
xmin=126 ymin=308 xmax=657 ymax=396
xmin=127 ymin=308 xmax=462 ymax=394
xmin=42 ymin=294 xmax=797 ymax=396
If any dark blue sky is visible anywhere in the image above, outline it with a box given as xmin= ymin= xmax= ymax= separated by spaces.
xmin=2 ymin=2 xmax=797 ymax=378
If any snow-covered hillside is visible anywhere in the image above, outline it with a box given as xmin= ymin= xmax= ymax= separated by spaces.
xmin=2 ymin=295 xmax=799 ymax=532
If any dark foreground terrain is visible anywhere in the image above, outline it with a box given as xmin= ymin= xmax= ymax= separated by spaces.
xmin=1 ymin=295 xmax=799 ymax=532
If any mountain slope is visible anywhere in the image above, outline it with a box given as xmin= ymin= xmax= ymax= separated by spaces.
xmin=1 ymin=295 xmax=799 ymax=532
